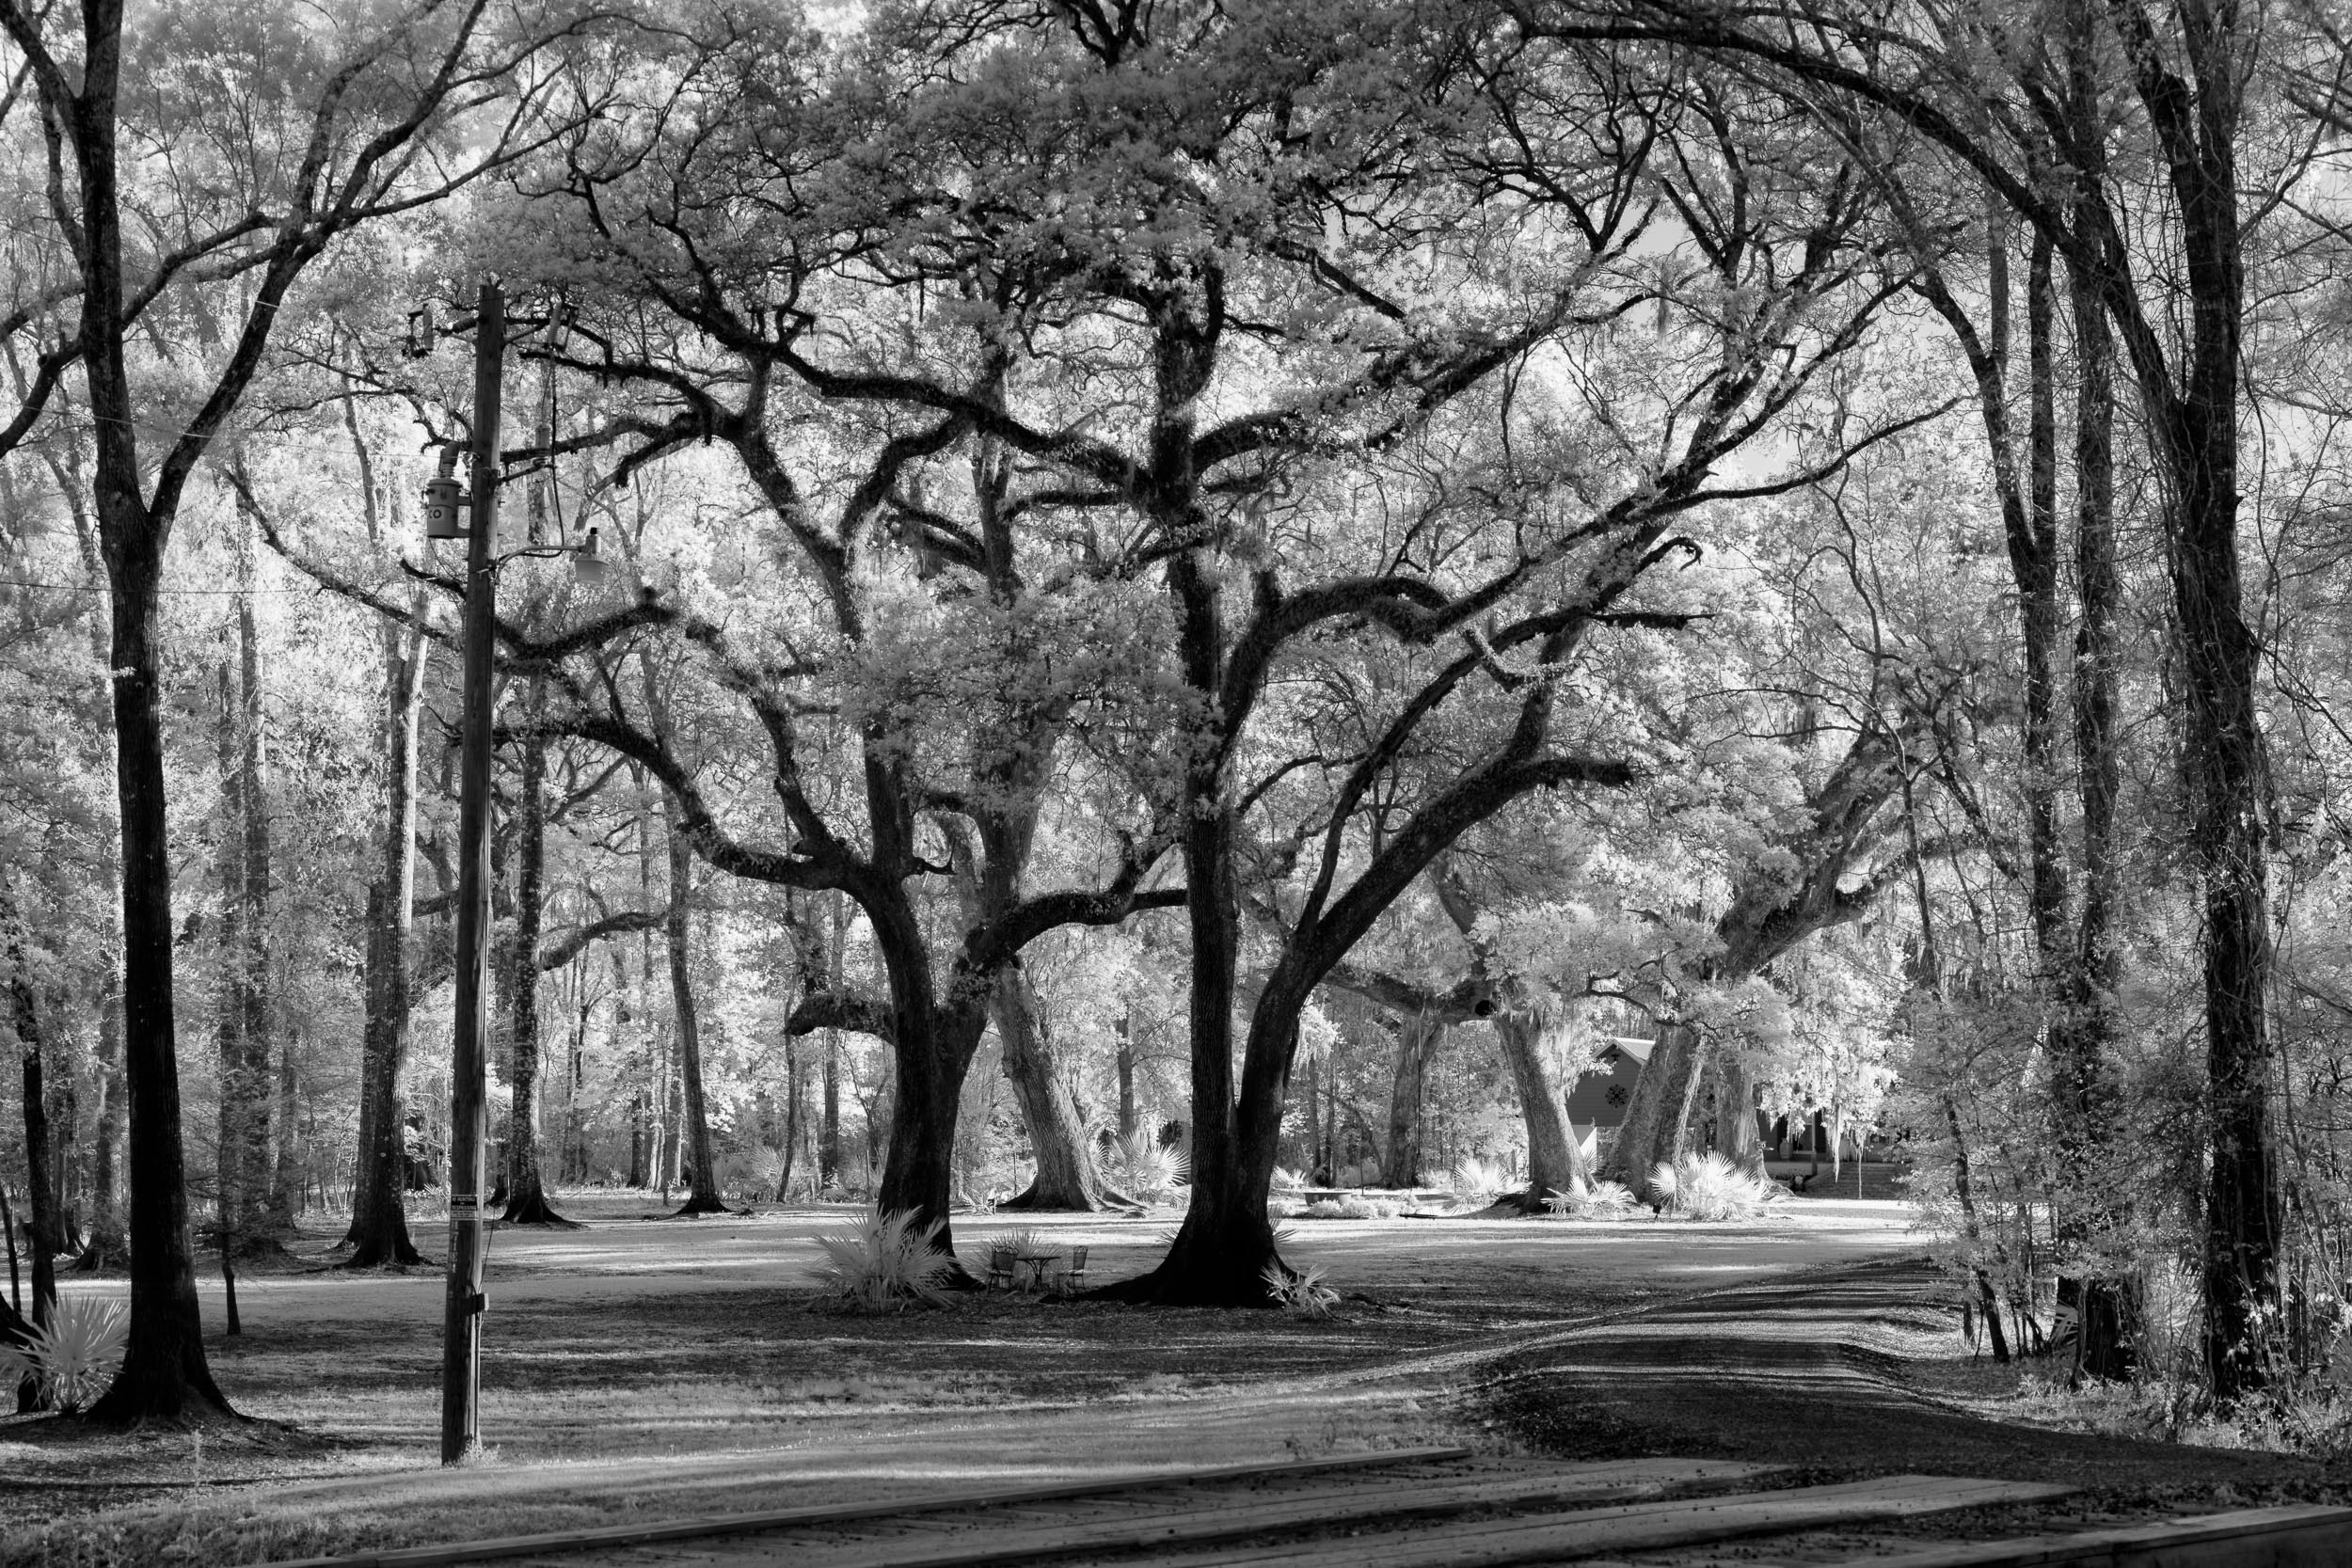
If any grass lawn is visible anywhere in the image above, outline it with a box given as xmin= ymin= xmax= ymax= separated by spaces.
xmin=0 ymin=1188 xmax=1916 ymax=1566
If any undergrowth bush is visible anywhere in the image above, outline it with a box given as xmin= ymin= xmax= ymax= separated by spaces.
xmin=1542 ymin=1180 xmax=1642 ymax=1219
xmin=1106 ymin=1131 xmax=1190 ymax=1203
xmin=0 ymin=1295 xmax=130 ymax=1412
xmin=1649 ymin=1151 xmax=1781 ymax=1221
xmin=1262 ymin=1261 xmax=1340 ymax=1318
xmin=815 ymin=1207 xmax=955 ymax=1311
xmin=1450 ymin=1156 xmax=1508 ymax=1201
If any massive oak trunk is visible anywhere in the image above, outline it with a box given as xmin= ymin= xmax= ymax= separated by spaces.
xmin=1104 ymin=548 xmax=1276 ymax=1305
xmin=1602 ymin=1022 xmax=1708 ymax=1194
xmin=1490 ymin=1006 xmax=1593 ymax=1211
xmin=1379 ymin=1012 xmax=1444 ymax=1189
xmin=1713 ymin=1055 xmax=1765 ymax=1178
xmin=993 ymin=970 xmax=1102 ymax=1211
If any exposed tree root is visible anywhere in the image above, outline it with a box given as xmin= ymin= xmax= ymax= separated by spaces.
xmin=1088 ymin=1259 xmax=1284 ymax=1308
xmin=336 ymin=1231 xmax=425 ymax=1269
xmin=67 ymin=1234 xmax=129 ymax=1273
xmin=500 ymin=1189 xmax=581 ymax=1228
xmin=83 ymin=1365 xmax=247 ymax=1432
xmin=1473 ymin=1187 xmax=1554 ymax=1218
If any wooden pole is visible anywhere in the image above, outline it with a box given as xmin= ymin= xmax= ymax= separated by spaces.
xmin=441 ymin=280 xmax=504 ymax=1465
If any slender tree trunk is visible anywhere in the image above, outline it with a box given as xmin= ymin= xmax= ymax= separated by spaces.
xmin=2053 ymin=81 xmax=2134 ymax=1373
xmin=1380 ymin=1012 xmax=1443 ymax=1189
xmin=2180 ymin=358 xmax=2276 ymax=1398
xmin=627 ymin=1090 xmax=645 ymax=1189
xmin=664 ymin=810 xmax=725 ymax=1216
xmin=6 ymin=903 xmax=57 ymax=1336
xmin=55 ymin=0 xmax=235 ymax=1423
xmin=76 ymin=986 xmax=126 ymax=1267
xmin=344 ymin=614 xmax=425 ymax=1266
xmin=1928 ymin=198 xmax=2121 ymax=1371
xmin=3 ymin=1184 xmax=24 ymax=1335
xmin=635 ymin=780 xmax=669 ymax=1197
xmin=1946 ymin=1093 xmax=2011 ymax=1364
xmin=2024 ymin=230 xmax=2071 ymax=962
xmin=271 ymin=1026 xmax=302 ymax=1228
xmin=820 ymin=892 xmax=843 ymax=1190
xmin=1116 ymin=1005 xmax=1137 ymax=1142
xmin=1297 ymin=1052 xmax=1318 ymax=1174
xmin=51 ymin=1079 xmax=81 ymax=1257
xmin=660 ymin=1043 xmax=679 ymax=1197
xmin=780 ymin=1035 xmax=801 ymax=1202
xmin=501 ymin=704 xmax=572 ymax=1227
xmin=213 ymin=657 xmax=276 ymax=1256
xmin=564 ymin=986 xmax=591 ymax=1183
xmin=821 ymin=1032 xmax=841 ymax=1191
xmin=994 ymin=970 xmax=1101 ymax=1210
xmin=88 ymin=516 xmax=234 ymax=1422
xmin=237 ymin=600 xmax=279 ymax=1242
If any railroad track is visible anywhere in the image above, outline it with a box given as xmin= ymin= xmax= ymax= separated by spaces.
xmin=258 ymin=1447 xmax=2352 ymax=1568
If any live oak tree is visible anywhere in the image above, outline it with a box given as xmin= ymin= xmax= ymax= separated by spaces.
xmin=457 ymin=8 xmax=1205 ymax=1245
xmin=612 ymin=3 xmax=1949 ymax=1302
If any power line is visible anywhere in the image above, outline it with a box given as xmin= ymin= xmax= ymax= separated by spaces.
xmin=0 ymin=578 xmax=321 ymax=594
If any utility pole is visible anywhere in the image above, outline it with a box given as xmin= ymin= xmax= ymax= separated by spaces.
xmin=442 ymin=279 xmax=504 ymax=1465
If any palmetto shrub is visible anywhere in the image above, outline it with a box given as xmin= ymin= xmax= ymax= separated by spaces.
xmin=1450 ymin=1156 xmax=1508 ymax=1202
xmin=1106 ymin=1131 xmax=1190 ymax=1203
xmin=1541 ymin=1180 xmax=1643 ymax=1219
xmin=815 ymin=1207 xmax=955 ymax=1311
xmin=1649 ymin=1151 xmax=1781 ymax=1221
xmin=1261 ymin=1261 xmax=1340 ymax=1318
xmin=0 ymin=1295 xmax=130 ymax=1413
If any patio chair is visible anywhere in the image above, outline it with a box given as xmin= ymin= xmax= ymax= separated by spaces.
xmin=985 ymin=1241 xmax=1016 ymax=1291
xmin=1058 ymin=1244 xmax=1089 ymax=1293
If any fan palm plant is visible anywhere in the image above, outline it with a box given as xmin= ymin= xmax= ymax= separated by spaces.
xmin=815 ymin=1207 xmax=956 ymax=1311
